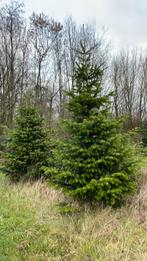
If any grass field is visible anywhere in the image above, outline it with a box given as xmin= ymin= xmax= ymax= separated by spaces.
xmin=0 ymin=158 xmax=147 ymax=261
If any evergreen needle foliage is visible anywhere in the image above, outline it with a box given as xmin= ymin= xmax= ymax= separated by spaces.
xmin=6 ymin=101 xmax=48 ymax=180
xmin=141 ymin=119 xmax=147 ymax=147
xmin=44 ymin=43 xmax=136 ymax=206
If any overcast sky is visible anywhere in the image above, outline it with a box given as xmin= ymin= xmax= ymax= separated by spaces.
xmin=1 ymin=0 xmax=147 ymax=51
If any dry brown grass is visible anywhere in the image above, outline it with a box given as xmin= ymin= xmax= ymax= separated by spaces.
xmin=0 ymin=157 xmax=147 ymax=260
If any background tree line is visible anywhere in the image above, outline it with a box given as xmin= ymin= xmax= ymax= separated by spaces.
xmin=0 ymin=0 xmax=146 ymax=131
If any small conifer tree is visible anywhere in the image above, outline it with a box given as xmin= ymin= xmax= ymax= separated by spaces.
xmin=6 ymin=99 xmax=48 ymax=180
xmin=44 ymin=43 xmax=136 ymax=206
xmin=141 ymin=119 xmax=147 ymax=147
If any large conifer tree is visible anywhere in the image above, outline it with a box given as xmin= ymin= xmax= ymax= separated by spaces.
xmin=45 ymin=43 xmax=136 ymax=206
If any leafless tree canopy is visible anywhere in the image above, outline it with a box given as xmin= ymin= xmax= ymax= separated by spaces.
xmin=0 ymin=1 xmax=146 ymax=129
